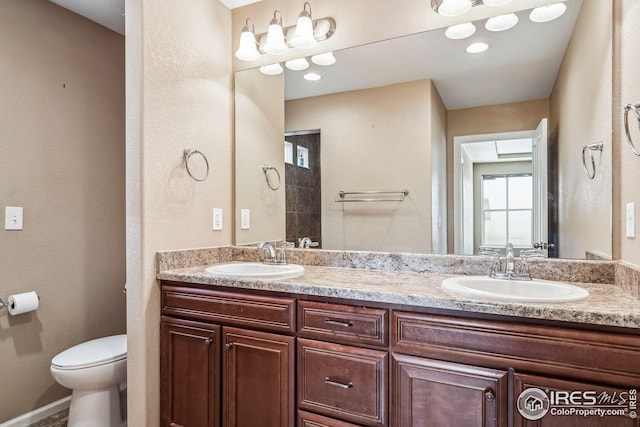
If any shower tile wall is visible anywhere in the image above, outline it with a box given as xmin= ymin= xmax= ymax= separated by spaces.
xmin=285 ymin=133 xmax=321 ymax=247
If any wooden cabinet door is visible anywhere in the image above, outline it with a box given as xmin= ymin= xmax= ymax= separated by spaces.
xmin=392 ymin=354 xmax=508 ymax=427
xmin=161 ymin=317 xmax=221 ymax=427
xmin=513 ymin=373 xmax=639 ymax=427
xmin=222 ymin=327 xmax=295 ymax=427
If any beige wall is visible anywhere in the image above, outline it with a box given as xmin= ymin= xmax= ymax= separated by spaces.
xmin=0 ymin=0 xmax=125 ymax=422
xmin=126 ymin=0 xmax=233 ymax=425
xmin=617 ymin=0 xmax=640 ymax=266
xmin=447 ymin=99 xmax=550 ymax=251
xmin=286 ymin=80 xmax=443 ymax=253
xmin=235 ymin=69 xmax=285 ymax=245
xmin=549 ymin=0 xmax=612 ymax=259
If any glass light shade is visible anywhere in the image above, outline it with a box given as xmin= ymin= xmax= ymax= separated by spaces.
xmin=303 ymin=72 xmax=322 ymax=81
xmin=260 ymin=63 xmax=283 ymax=75
xmin=466 ymin=42 xmax=489 ymax=53
xmin=529 ymin=3 xmax=567 ymax=23
xmin=311 ymin=51 xmax=336 ymax=66
xmin=235 ymin=30 xmax=260 ymax=61
xmin=262 ymin=22 xmax=289 ymax=55
xmin=445 ymin=22 xmax=476 ymax=40
xmin=438 ymin=0 xmax=472 ymax=17
xmin=485 ymin=13 xmax=518 ymax=32
xmin=483 ymin=0 xmax=514 ymax=6
xmin=285 ymin=58 xmax=310 ymax=71
xmin=291 ymin=15 xmax=317 ymax=49
xmin=313 ymin=19 xmax=332 ymax=40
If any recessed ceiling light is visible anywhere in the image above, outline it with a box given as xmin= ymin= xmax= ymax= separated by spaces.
xmin=483 ymin=0 xmax=514 ymax=6
xmin=438 ymin=0 xmax=472 ymax=17
xmin=303 ymin=72 xmax=322 ymax=81
xmin=285 ymin=58 xmax=310 ymax=71
xmin=311 ymin=52 xmax=336 ymax=66
xmin=445 ymin=22 xmax=476 ymax=40
xmin=466 ymin=42 xmax=489 ymax=54
xmin=485 ymin=13 xmax=518 ymax=32
xmin=260 ymin=63 xmax=283 ymax=75
xmin=529 ymin=3 xmax=567 ymax=23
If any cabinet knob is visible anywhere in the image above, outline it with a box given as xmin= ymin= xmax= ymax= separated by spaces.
xmin=204 ymin=338 xmax=213 ymax=346
xmin=225 ymin=343 xmax=233 ymax=350
xmin=485 ymin=390 xmax=495 ymax=401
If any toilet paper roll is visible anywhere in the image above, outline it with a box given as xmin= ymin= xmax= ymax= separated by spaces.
xmin=8 ymin=291 xmax=39 ymax=315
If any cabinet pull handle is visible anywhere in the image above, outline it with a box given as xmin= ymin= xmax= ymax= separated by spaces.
xmin=485 ymin=390 xmax=495 ymax=401
xmin=324 ymin=377 xmax=354 ymax=389
xmin=204 ymin=338 xmax=213 ymax=346
xmin=324 ymin=319 xmax=354 ymax=328
xmin=225 ymin=343 xmax=233 ymax=350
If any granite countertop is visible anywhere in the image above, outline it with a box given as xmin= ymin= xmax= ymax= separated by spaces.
xmin=158 ymin=262 xmax=640 ymax=330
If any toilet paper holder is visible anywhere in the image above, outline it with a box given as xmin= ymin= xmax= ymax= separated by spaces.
xmin=0 ymin=292 xmax=40 ymax=312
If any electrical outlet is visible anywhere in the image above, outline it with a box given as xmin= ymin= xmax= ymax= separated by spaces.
xmin=5 ymin=207 xmax=23 ymax=230
xmin=627 ymin=202 xmax=635 ymax=238
xmin=213 ymin=208 xmax=223 ymax=231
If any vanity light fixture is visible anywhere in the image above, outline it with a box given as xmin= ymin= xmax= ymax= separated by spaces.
xmin=262 ymin=11 xmax=289 ymax=55
xmin=260 ymin=63 xmax=284 ymax=75
xmin=303 ymin=72 xmax=322 ymax=81
xmin=311 ymin=51 xmax=336 ymax=66
xmin=236 ymin=3 xmax=336 ymax=62
xmin=445 ymin=22 xmax=476 ymax=39
xmin=285 ymin=57 xmax=310 ymax=71
xmin=235 ymin=19 xmax=260 ymax=61
xmin=529 ymin=2 xmax=567 ymax=23
xmin=485 ymin=13 xmax=518 ymax=32
xmin=290 ymin=2 xmax=317 ymax=49
xmin=466 ymin=42 xmax=489 ymax=53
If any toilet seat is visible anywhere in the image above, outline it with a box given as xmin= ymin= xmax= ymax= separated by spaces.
xmin=52 ymin=334 xmax=126 ymax=370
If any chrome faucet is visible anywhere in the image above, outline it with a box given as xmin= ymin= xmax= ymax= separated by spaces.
xmin=298 ymin=237 xmax=319 ymax=249
xmin=257 ymin=241 xmax=294 ymax=264
xmin=482 ymin=244 xmax=542 ymax=281
xmin=258 ymin=242 xmax=277 ymax=262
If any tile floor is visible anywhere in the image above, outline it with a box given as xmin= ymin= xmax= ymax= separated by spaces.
xmin=27 ymin=409 xmax=68 ymax=427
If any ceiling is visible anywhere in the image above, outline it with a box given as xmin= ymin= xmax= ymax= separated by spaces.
xmin=48 ymin=0 xmax=261 ymax=35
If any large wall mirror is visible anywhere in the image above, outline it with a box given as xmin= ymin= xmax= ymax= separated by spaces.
xmin=235 ymin=0 xmax=612 ymax=260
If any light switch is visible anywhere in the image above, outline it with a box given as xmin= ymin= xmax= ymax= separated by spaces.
xmin=213 ymin=208 xmax=223 ymax=231
xmin=5 ymin=207 xmax=23 ymax=230
xmin=241 ymin=209 xmax=250 ymax=230
xmin=627 ymin=202 xmax=635 ymax=238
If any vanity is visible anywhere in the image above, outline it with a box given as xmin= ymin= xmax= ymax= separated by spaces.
xmin=157 ymin=248 xmax=640 ymax=427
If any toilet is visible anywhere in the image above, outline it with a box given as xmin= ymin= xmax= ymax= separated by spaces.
xmin=50 ymin=334 xmax=127 ymax=427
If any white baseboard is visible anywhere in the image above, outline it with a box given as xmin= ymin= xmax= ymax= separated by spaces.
xmin=0 ymin=396 xmax=71 ymax=427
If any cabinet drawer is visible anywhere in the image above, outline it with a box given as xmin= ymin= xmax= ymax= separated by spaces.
xmin=298 ymin=338 xmax=388 ymax=427
xmin=298 ymin=301 xmax=388 ymax=347
xmin=162 ymin=284 xmax=295 ymax=333
xmin=392 ymin=311 xmax=640 ymax=387
xmin=298 ymin=410 xmax=364 ymax=427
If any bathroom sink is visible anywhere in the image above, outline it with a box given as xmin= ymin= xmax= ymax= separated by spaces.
xmin=441 ymin=276 xmax=589 ymax=303
xmin=205 ymin=262 xmax=304 ymax=278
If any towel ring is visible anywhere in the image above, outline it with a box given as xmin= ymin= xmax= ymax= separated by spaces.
xmin=262 ymin=166 xmax=281 ymax=191
xmin=624 ymin=103 xmax=640 ymax=157
xmin=581 ymin=141 xmax=603 ymax=180
xmin=184 ymin=148 xmax=209 ymax=182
